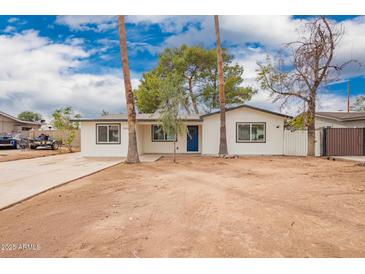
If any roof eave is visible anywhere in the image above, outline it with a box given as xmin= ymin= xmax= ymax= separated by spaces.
xmin=315 ymin=114 xmax=344 ymax=122
xmin=0 ymin=111 xmax=41 ymax=125
xmin=315 ymin=114 xmax=365 ymax=122
xmin=72 ymin=118 xmax=203 ymax=122
xmin=200 ymin=105 xmax=291 ymax=119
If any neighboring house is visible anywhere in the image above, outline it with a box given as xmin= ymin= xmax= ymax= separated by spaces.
xmin=74 ymin=105 xmax=289 ymax=157
xmin=316 ymin=112 xmax=365 ymax=128
xmin=0 ymin=110 xmax=41 ymax=134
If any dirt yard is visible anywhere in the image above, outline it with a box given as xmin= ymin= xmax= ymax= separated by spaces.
xmin=0 ymin=147 xmax=79 ymax=162
xmin=0 ymin=156 xmax=364 ymax=258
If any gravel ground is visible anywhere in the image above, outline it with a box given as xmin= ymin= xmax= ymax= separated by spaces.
xmin=0 ymin=155 xmax=364 ymax=258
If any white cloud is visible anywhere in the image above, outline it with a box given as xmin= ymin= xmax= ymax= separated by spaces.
xmin=0 ymin=30 xmax=137 ymax=120
xmin=153 ymin=15 xmax=365 ymax=74
xmin=7 ymin=17 xmax=18 ymax=23
xmin=127 ymin=41 xmax=161 ymax=55
xmin=126 ymin=15 xmax=203 ymax=33
xmin=3 ymin=26 xmax=15 ymax=33
xmin=64 ymin=37 xmax=85 ymax=46
xmin=159 ymin=16 xmax=303 ymax=49
xmin=331 ymin=16 xmax=365 ymax=78
xmin=55 ymin=16 xmax=117 ymax=32
xmin=155 ymin=16 xmax=365 ymax=114
xmin=3 ymin=16 xmax=365 ymax=119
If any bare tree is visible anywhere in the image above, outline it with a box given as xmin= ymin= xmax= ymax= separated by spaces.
xmin=118 ymin=15 xmax=140 ymax=163
xmin=351 ymin=95 xmax=365 ymax=111
xmin=214 ymin=15 xmax=228 ymax=156
xmin=257 ymin=16 xmax=353 ymax=156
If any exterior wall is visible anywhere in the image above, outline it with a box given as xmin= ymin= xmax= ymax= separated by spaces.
xmin=202 ymin=108 xmax=286 ymax=155
xmin=316 ymin=117 xmax=365 ymax=128
xmin=80 ymin=121 xmax=202 ymax=157
xmin=140 ymin=122 xmax=202 ymax=154
xmin=283 ymin=129 xmax=321 ymax=156
xmin=315 ymin=117 xmax=347 ymax=128
xmin=0 ymin=115 xmax=16 ymax=133
xmin=80 ymin=122 xmax=128 ymax=157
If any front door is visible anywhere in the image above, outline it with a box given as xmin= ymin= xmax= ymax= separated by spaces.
xmin=187 ymin=126 xmax=199 ymax=152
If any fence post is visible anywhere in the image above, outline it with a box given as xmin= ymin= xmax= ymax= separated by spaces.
xmin=322 ymin=127 xmax=327 ymax=157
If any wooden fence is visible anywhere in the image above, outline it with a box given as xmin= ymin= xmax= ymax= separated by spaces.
xmin=27 ymin=129 xmax=80 ymax=147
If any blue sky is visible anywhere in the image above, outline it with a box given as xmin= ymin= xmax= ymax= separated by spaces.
xmin=0 ymin=15 xmax=364 ymax=119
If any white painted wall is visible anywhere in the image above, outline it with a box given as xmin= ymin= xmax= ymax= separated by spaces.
xmin=0 ymin=115 xmax=14 ymax=133
xmin=80 ymin=122 xmax=128 ymax=157
xmin=316 ymin=117 xmax=365 ymax=128
xmin=202 ymin=107 xmax=286 ymax=155
xmin=283 ymin=130 xmax=321 ymax=156
xmin=80 ymin=121 xmax=202 ymax=157
xmin=140 ymin=122 xmax=202 ymax=154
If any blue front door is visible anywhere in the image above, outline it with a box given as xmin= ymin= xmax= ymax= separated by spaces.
xmin=187 ymin=126 xmax=199 ymax=152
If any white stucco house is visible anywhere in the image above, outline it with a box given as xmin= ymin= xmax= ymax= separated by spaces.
xmin=315 ymin=112 xmax=365 ymax=128
xmin=75 ymin=104 xmax=290 ymax=157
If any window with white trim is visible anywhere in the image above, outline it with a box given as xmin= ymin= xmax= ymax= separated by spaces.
xmin=236 ymin=122 xmax=266 ymax=142
xmin=152 ymin=125 xmax=176 ymax=142
xmin=96 ymin=124 xmax=120 ymax=144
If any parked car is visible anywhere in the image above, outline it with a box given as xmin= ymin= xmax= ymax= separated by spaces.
xmin=0 ymin=134 xmax=20 ymax=149
xmin=28 ymin=134 xmax=60 ymax=150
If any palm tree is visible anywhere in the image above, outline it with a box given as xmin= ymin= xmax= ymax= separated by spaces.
xmin=118 ymin=15 xmax=140 ymax=163
xmin=214 ymin=15 xmax=228 ymax=156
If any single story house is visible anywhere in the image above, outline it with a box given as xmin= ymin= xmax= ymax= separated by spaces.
xmin=316 ymin=112 xmax=365 ymax=128
xmin=75 ymin=104 xmax=290 ymax=157
xmin=0 ymin=110 xmax=41 ymax=134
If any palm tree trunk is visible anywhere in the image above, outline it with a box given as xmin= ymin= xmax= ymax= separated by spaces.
xmin=173 ymin=123 xmax=177 ymax=163
xmin=118 ymin=15 xmax=140 ymax=164
xmin=173 ymin=140 xmax=176 ymax=163
xmin=214 ymin=15 xmax=228 ymax=156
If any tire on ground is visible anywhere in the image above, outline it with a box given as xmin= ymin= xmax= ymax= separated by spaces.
xmin=51 ymin=141 xmax=59 ymax=150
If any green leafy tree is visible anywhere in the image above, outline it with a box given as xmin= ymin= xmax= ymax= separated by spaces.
xmin=134 ymin=71 xmax=163 ymax=113
xmin=287 ymin=112 xmax=308 ymax=130
xmin=17 ymin=111 xmax=42 ymax=122
xmin=135 ymin=44 xmax=254 ymax=114
xmin=157 ymin=75 xmax=187 ymax=163
xmin=201 ymin=48 xmax=255 ymax=110
xmin=51 ymin=106 xmax=80 ymax=152
xmin=351 ymin=96 xmax=365 ymax=111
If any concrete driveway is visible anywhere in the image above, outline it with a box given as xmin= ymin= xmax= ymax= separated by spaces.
xmin=0 ymin=152 xmax=123 ymax=210
xmin=334 ymin=156 xmax=365 ymax=163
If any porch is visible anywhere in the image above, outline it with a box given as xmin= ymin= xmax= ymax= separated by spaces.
xmin=136 ymin=122 xmax=203 ymax=155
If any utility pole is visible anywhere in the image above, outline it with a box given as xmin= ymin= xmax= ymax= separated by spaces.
xmin=347 ymin=80 xmax=350 ymax=113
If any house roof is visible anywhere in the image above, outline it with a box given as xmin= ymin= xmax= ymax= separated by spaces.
xmin=73 ymin=104 xmax=291 ymax=122
xmin=316 ymin=112 xmax=365 ymax=122
xmin=74 ymin=113 xmax=203 ymax=122
xmin=0 ymin=110 xmax=41 ymax=126
xmin=200 ymin=104 xmax=291 ymax=119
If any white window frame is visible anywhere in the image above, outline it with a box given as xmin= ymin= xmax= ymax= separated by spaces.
xmin=96 ymin=124 xmax=120 ymax=144
xmin=236 ymin=122 xmax=266 ymax=143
